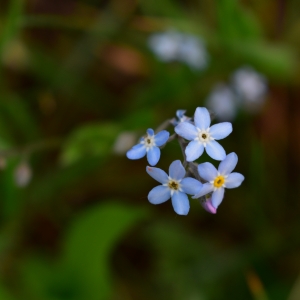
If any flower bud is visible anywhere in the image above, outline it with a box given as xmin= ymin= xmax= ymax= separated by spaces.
xmin=199 ymin=195 xmax=217 ymax=214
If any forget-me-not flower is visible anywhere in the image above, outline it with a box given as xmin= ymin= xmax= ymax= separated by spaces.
xmin=170 ymin=109 xmax=191 ymax=126
xmin=175 ymin=107 xmax=232 ymax=161
xmin=193 ymin=152 xmax=244 ymax=208
xmin=146 ymin=160 xmax=202 ymax=215
xmin=126 ymin=129 xmax=169 ymax=166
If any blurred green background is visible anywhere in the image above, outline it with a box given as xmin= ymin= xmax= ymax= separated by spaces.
xmin=0 ymin=0 xmax=300 ymax=299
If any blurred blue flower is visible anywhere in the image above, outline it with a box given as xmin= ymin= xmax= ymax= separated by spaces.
xmin=175 ymin=107 xmax=232 ymax=161
xmin=193 ymin=152 xmax=244 ymax=208
xmin=231 ymin=66 xmax=268 ymax=112
xmin=126 ymin=129 xmax=169 ymax=166
xmin=146 ymin=160 xmax=202 ymax=215
xmin=206 ymin=83 xmax=237 ymax=121
xmin=148 ymin=30 xmax=209 ymax=70
xmin=178 ymin=35 xmax=209 ymax=70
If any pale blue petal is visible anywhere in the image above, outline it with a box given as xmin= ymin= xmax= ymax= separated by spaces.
xmin=147 ymin=128 xmax=154 ymax=136
xmin=206 ymin=140 xmax=226 ymax=161
xmin=147 ymin=147 xmax=160 ymax=166
xmin=148 ymin=185 xmax=171 ymax=204
xmin=154 ymin=130 xmax=170 ymax=146
xmin=194 ymin=107 xmax=211 ymax=130
xmin=146 ymin=166 xmax=168 ymax=184
xmin=199 ymin=197 xmax=217 ymax=214
xmin=212 ymin=188 xmax=225 ymax=208
xmin=175 ymin=122 xmax=197 ymax=140
xmin=171 ymin=192 xmax=190 ymax=215
xmin=126 ymin=144 xmax=146 ymax=160
xmin=209 ymin=122 xmax=232 ymax=140
xmin=176 ymin=109 xmax=186 ymax=119
xmin=169 ymin=160 xmax=185 ymax=180
xmin=225 ymin=172 xmax=244 ymax=188
xmin=185 ymin=141 xmax=204 ymax=162
xmin=192 ymin=183 xmax=214 ymax=198
xmin=181 ymin=178 xmax=202 ymax=195
xmin=218 ymin=152 xmax=238 ymax=175
xmin=198 ymin=162 xmax=218 ymax=181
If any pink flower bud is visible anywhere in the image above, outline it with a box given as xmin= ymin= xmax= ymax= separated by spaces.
xmin=199 ymin=196 xmax=217 ymax=214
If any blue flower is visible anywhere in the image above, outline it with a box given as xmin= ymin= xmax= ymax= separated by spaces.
xmin=193 ymin=152 xmax=244 ymax=208
xmin=146 ymin=160 xmax=202 ymax=215
xmin=126 ymin=129 xmax=169 ymax=166
xmin=175 ymin=107 xmax=232 ymax=161
xmin=170 ymin=109 xmax=191 ymax=126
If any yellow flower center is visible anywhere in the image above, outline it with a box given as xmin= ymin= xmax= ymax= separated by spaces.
xmin=213 ymin=175 xmax=225 ymax=188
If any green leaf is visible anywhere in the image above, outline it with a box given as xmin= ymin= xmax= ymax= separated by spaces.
xmin=62 ymin=202 xmax=149 ymax=300
xmin=0 ymin=0 xmax=24 ymax=58
xmin=228 ymin=41 xmax=295 ymax=80
xmin=60 ymin=122 xmax=120 ymax=166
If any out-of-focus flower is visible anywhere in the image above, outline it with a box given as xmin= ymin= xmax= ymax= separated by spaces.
xmin=231 ymin=66 xmax=268 ymax=112
xmin=113 ymin=131 xmax=137 ymax=155
xmin=193 ymin=152 xmax=244 ymax=208
xmin=14 ymin=161 xmax=32 ymax=187
xmin=175 ymin=107 xmax=232 ymax=161
xmin=148 ymin=30 xmax=209 ymax=70
xmin=146 ymin=160 xmax=202 ymax=215
xmin=148 ymin=30 xmax=181 ymax=62
xmin=178 ymin=35 xmax=209 ymax=70
xmin=206 ymin=83 xmax=237 ymax=121
xmin=126 ymin=128 xmax=169 ymax=166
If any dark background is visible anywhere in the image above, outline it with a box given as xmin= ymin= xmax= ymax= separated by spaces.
xmin=0 ymin=0 xmax=300 ymax=299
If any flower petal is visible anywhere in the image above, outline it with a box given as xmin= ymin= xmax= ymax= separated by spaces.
xmin=171 ymin=192 xmax=190 ymax=215
xmin=175 ymin=122 xmax=197 ymax=140
xmin=147 ymin=147 xmax=160 ymax=166
xmin=126 ymin=144 xmax=146 ymax=160
xmin=148 ymin=185 xmax=171 ymax=204
xmin=209 ymin=122 xmax=232 ymax=140
xmin=225 ymin=172 xmax=244 ymax=188
xmin=198 ymin=162 xmax=218 ymax=181
xmin=218 ymin=152 xmax=238 ymax=175
xmin=206 ymin=140 xmax=226 ymax=161
xmin=192 ymin=182 xmax=214 ymax=198
xmin=185 ymin=141 xmax=204 ymax=162
xmin=211 ymin=188 xmax=225 ymax=208
xmin=176 ymin=109 xmax=186 ymax=119
xmin=154 ymin=130 xmax=170 ymax=146
xmin=181 ymin=177 xmax=202 ymax=195
xmin=199 ymin=197 xmax=217 ymax=214
xmin=146 ymin=166 xmax=169 ymax=184
xmin=169 ymin=160 xmax=185 ymax=180
xmin=194 ymin=107 xmax=211 ymax=130
xmin=147 ymin=128 xmax=154 ymax=136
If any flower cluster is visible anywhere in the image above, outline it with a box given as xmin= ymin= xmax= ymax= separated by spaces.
xmin=126 ymin=107 xmax=244 ymax=216
xmin=206 ymin=66 xmax=268 ymax=121
xmin=148 ymin=30 xmax=209 ymax=70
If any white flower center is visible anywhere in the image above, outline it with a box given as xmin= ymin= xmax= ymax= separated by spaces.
xmin=195 ymin=128 xmax=213 ymax=146
xmin=164 ymin=178 xmax=182 ymax=195
xmin=142 ymin=134 xmax=156 ymax=150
